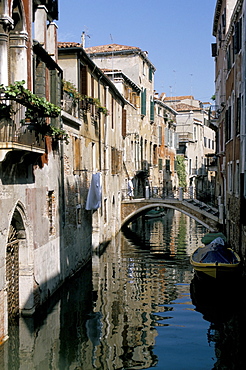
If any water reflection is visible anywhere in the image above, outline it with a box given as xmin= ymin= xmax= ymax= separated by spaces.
xmin=1 ymin=210 xmax=246 ymax=369
xmin=190 ymin=274 xmax=246 ymax=369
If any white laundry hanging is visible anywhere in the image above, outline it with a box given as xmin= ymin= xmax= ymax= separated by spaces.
xmin=85 ymin=172 xmax=102 ymax=210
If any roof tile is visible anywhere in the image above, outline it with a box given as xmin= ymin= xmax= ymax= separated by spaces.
xmin=85 ymin=44 xmax=140 ymax=54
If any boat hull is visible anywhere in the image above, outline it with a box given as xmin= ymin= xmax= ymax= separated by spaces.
xmin=190 ymin=248 xmax=241 ymax=280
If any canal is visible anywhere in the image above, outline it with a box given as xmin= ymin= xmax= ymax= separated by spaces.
xmin=1 ymin=209 xmax=246 ymax=369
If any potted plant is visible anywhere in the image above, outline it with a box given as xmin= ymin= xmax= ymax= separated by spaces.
xmin=47 ymin=125 xmax=69 ymax=144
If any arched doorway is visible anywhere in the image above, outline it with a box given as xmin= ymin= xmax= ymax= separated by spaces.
xmin=6 ymin=205 xmax=28 ymax=322
xmin=5 ymin=206 xmax=27 ymax=368
xmin=6 ymin=203 xmax=33 ymax=320
xmin=6 ymin=224 xmax=19 ymax=322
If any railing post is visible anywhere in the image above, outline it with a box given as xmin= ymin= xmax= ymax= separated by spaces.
xmin=218 ymin=196 xmax=224 ymax=224
xmin=189 ymin=186 xmax=194 ymax=199
xmin=179 ymin=187 xmax=183 ymax=201
xmin=145 ymin=186 xmax=150 ymax=199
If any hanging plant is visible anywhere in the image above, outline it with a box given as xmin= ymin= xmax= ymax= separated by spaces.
xmin=62 ymin=80 xmax=109 ymax=115
xmin=46 ymin=125 xmax=69 ymax=144
xmin=0 ymin=103 xmax=13 ymax=119
xmin=1 ymin=80 xmax=61 ymax=118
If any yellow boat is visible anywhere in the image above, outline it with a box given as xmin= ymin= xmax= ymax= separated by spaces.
xmin=190 ymin=236 xmax=241 ymax=280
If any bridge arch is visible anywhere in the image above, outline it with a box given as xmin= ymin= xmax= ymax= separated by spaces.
xmin=121 ymin=202 xmax=215 ymax=231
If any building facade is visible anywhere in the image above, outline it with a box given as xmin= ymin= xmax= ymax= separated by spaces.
xmin=153 ymin=97 xmax=179 ymax=196
xmin=212 ymin=0 xmax=245 ymax=254
xmin=85 ymin=45 xmax=156 ymax=196
xmin=58 ymin=42 xmax=125 ymax=251
xmin=85 ymin=44 xmax=179 ymax=198
xmin=163 ymin=95 xmax=216 ymax=202
xmin=0 ymin=0 xmax=65 ymax=342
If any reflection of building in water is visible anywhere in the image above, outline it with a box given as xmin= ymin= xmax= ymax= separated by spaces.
xmin=129 ymin=209 xmax=206 ymax=257
xmin=90 ymin=217 xmax=205 ymax=369
xmin=91 ymin=233 xmax=159 ymax=368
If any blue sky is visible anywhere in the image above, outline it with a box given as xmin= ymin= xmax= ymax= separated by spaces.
xmin=57 ymin=0 xmax=216 ymax=102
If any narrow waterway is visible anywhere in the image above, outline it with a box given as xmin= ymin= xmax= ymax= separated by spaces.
xmin=1 ymin=209 xmax=246 ymax=369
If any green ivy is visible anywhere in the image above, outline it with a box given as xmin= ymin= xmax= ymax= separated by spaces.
xmin=0 ymin=80 xmax=61 ymax=118
xmin=176 ymin=155 xmax=187 ymax=189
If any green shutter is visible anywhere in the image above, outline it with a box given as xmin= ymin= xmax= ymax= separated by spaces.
xmin=141 ymin=88 xmax=146 ymax=116
xmin=150 ymin=99 xmax=154 ymax=121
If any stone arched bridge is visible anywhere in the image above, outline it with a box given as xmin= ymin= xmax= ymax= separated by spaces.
xmin=121 ymin=198 xmax=221 ymax=231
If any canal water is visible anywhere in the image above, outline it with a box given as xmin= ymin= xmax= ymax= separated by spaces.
xmin=1 ymin=209 xmax=246 ymax=369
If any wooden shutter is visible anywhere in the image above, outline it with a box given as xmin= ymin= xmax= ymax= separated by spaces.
xmin=122 ymin=108 xmax=127 ymax=137
xmin=141 ymin=88 xmax=146 ymax=116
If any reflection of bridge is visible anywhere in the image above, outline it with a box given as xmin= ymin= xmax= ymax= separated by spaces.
xmin=121 ymin=197 xmax=220 ymax=230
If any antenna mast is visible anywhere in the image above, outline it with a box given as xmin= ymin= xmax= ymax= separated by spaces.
xmin=110 ymin=34 xmax=114 ymax=82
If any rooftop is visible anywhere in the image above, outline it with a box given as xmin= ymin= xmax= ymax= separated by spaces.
xmin=85 ymin=44 xmax=141 ymax=54
xmin=163 ymin=95 xmax=194 ymax=102
xmin=58 ymin=42 xmax=81 ymax=48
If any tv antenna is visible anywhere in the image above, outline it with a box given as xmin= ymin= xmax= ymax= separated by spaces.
xmin=81 ymin=27 xmax=91 ymax=48
xmin=110 ymin=34 xmax=114 ymax=81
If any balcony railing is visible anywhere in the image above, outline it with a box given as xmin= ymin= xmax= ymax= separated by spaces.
xmin=191 ymin=166 xmax=207 ymax=176
xmin=205 ymin=154 xmax=217 ymax=171
xmin=178 ymin=132 xmax=193 ymax=142
xmin=0 ymin=99 xmax=46 ymax=160
xmin=61 ymin=91 xmax=99 ymax=120
xmin=209 ymin=105 xmax=220 ymax=121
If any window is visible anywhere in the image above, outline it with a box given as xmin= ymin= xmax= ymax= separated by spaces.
xmin=166 ymin=159 xmax=170 ymax=172
xmin=194 ymin=126 xmax=197 ymax=141
xmin=149 ymin=67 xmax=153 ymax=82
xmin=235 ymin=160 xmax=240 ymax=196
xmin=174 ymin=133 xmax=179 ymax=149
xmin=222 ymin=8 xmax=226 ymax=29
xmin=236 ymin=93 xmax=241 ymax=135
xmin=228 ymin=161 xmax=233 ymax=193
xmin=153 ymin=144 xmax=157 ymax=165
xmin=226 ymin=44 xmax=232 ymax=71
xmin=234 ymin=18 xmax=242 ymax=54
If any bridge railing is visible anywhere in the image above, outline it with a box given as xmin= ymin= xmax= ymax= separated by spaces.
xmin=121 ymin=186 xmax=192 ymax=201
xmin=121 ymin=186 xmax=216 ymax=206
